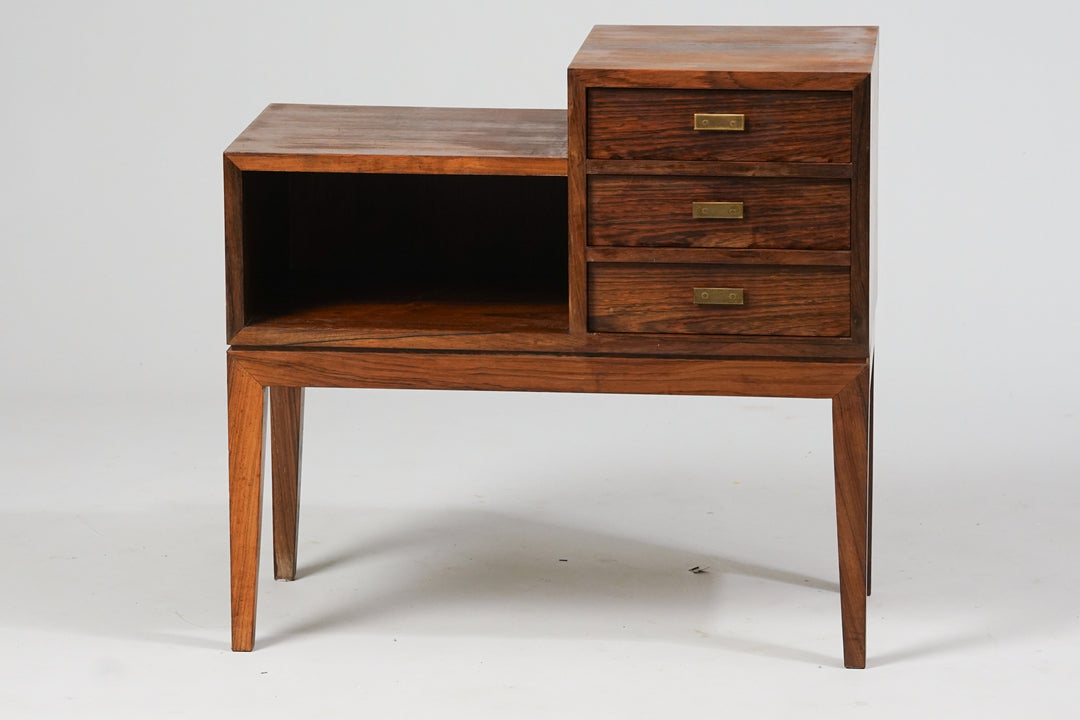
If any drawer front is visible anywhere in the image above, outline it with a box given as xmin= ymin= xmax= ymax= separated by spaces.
xmin=587 ymin=89 xmax=851 ymax=162
xmin=588 ymin=263 xmax=849 ymax=336
xmin=588 ymin=175 xmax=850 ymax=249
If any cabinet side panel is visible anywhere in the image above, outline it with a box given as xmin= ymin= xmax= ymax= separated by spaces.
xmin=869 ymin=48 xmax=878 ymax=351
xmin=850 ymin=78 xmax=871 ymax=353
xmin=568 ymin=71 xmax=588 ymax=335
xmin=224 ymin=158 xmax=245 ymax=341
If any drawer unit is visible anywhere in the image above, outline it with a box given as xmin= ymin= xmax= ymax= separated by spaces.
xmin=588 ymin=175 xmax=851 ymax=249
xmin=587 ymin=89 xmax=852 ymax=162
xmin=588 ymin=263 xmax=850 ymax=336
xmin=566 ymin=27 xmax=877 ymax=667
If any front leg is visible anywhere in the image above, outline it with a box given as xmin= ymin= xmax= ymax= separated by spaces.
xmin=228 ymin=354 xmax=267 ymax=651
xmin=832 ymin=364 xmax=870 ymax=668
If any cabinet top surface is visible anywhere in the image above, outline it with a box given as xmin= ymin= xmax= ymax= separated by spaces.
xmin=570 ymin=25 xmax=877 ymax=76
xmin=225 ymin=104 xmax=567 ymax=175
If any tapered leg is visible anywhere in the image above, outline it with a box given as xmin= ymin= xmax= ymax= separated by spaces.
xmin=832 ymin=364 xmax=871 ymax=668
xmin=271 ymin=387 xmax=304 ymax=581
xmin=866 ymin=363 xmax=874 ymax=597
xmin=228 ymin=356 xmax=266 ymax=652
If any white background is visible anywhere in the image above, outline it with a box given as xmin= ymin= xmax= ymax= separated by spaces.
xmin=1 ymin=1 xmax=1078 ymax=718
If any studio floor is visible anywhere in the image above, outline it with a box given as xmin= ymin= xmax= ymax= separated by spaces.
xmin=1 ymin=386 xmax=1076 ymax=718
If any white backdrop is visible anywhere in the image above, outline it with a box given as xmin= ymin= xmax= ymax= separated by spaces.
xmin=2 ymin=2 xmax=1079 ymax=717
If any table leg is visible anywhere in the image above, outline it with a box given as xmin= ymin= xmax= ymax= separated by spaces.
xmin=866 ymin=363 xmax=874 ymax=597
xmin=271 ymin=387 xmax=304 ymax=581
xmin=228 ymin=356 xmax=266 ymax=651
xmin=832 ymin=364 xmax=870 ymax=668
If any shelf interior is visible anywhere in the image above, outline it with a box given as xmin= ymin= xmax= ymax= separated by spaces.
xmin=240 ymin=171 xmax=569 ymax=334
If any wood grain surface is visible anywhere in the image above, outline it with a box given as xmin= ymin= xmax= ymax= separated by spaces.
xmin=588 ymin=89 xmax=851 ymax=162
xmin=587 ymin=159 xmax=853 ymax=178
xmin=230 ymin=349 xmax=865 ymax=400
xmin=226 ymin=105 xmax=568 ymax=176
xmin=569 ymin=72 xmax=589 ymax=335
xmin=832 ymin=363 xmax=870 ymax=668
xmin=231 ymin=320 xmax=866 ymax=359
xmin=851 ymin=73 xmax=876 ymax=352
xmin=585 ymin=247 xmax=850 ymax=266
xmin=588 ymin=175 xmax=850 ymax=249
xmin=228 ymin=355 xmax=266 ymax=652
xmin=570 ymin=25 xmax=877 ymax=91
xmin=270 ymin=387 xmax=304 ymax=582
xmin=588 ymin=263 xmax=850 ymax=336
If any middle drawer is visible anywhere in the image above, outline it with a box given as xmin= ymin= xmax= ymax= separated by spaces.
xmin=588 ymin=175 xmax=850 ymax=250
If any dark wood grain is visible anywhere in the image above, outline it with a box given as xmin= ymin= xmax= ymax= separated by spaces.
xmin=228 ymin=354 xmax=266 ymax=652
xmin=587 ymin=159 xmax=853 ymax=178
xmin=867 ymin=360 xmax=875 ymax=597
xmin=569 ymin=72 xmax=589 ymax=335
xmin=270 ymin=387 xmax=304 ymax=582
xmin=248 ymin=299 xmax=569 ymax=334
xmin=586 ymin=247 xmax=850 ymax=266
xmin=832 ymin=363 xmax=870 ymax=668
xmin=224 ymin=158 xmax=245 ymax=339
xmin=588 ymin=175 xmax=849 ymax=249
xmin=570 ymin=25 xmax=877 ymax=91
xmin=588 ymin=89 xmax=851 ymax=163
xmin=589 ymin=263 xmax=849 ymax=336
xmin=231 ymin=349 xmax=865 ymax=400
xmin=226 ymin=105 xmax=567 ymax=176
xmin=232 ymin=321 xmax=867 ymax=359
xmin=850 ymin=76 xmax=873 ymax=352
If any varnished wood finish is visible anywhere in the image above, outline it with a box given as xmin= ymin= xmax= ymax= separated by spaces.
xmin=586 ymin=247 xmax=850 ymax=267
xmin=589 ymin=263 xmax=850 ymax=336
xmin=224 ymin=158 xmax=245 ymax=339
xmin=588 ymin=175 xmax=850 ymax=249
xmin=568 ymin=73 xmax=589 ymax=335
xmin=867 ymin=362 xmax=875 ymax=597
xmin=587 ymin=159 xmax=853 ymax=179
xmin=228 ymin=354 xmax=266 ymax=652
xmin=231 ymin=349 xmax=865 ymax=400
xmin=832 ymin=364 xmax=870 ymax=668
xmin=270 ymin=387 xmax=304 ymax=581
xmin=227 ymin=105 xmax=567 ymax=176
xmin=569 ymin=25 xmax=877 ymax=91
xmin=247 ymin=300 xmax=569 ymax=335
xmin=850 ymin=76 xmax=873 ymax=350
xmin=232 ymin=323 xmax=866 ymax=359
xmin=588 ymin=90 xmax=851 ymax=163
xmin=225 ymin=25 xmax=877 ymax=665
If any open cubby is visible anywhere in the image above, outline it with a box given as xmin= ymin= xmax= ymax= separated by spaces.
xmin=240 ymin=171 xmax=569 ymax=333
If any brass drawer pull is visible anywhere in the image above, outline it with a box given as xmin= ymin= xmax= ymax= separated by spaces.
xmin=692 ymin=201 xmax=743 ymax=219
xmin=693 ymin=113 xmax=745 ymax=131
xmin=693 ymin=287 xmax=745 ymax=305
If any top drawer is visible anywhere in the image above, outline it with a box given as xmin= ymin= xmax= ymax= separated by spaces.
xmin=587 ymin=89 xmax=851 ymax=163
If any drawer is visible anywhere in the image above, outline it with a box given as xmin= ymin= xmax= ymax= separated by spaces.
xmin=588 ymin=263 xmax=849 ymax=336
xmin=587 ymin=89 xmax=851 ymax=162
xmin=588 ymin=175 xmax=850 ymax=249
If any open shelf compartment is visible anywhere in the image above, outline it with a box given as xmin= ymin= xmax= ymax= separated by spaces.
xmin=234 ymin=170 xmax=568 ymax=338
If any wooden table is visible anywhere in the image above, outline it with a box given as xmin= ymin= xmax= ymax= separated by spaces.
xmin=224 ymin=25 xmax=878 ymax=667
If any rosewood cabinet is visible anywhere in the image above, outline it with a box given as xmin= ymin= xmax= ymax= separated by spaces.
xmin=224 ymin=25 xmax=878 ymax=668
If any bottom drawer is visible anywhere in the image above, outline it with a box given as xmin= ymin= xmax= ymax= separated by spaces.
xmin=588 ymin=263 xmax=850 ymax=336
